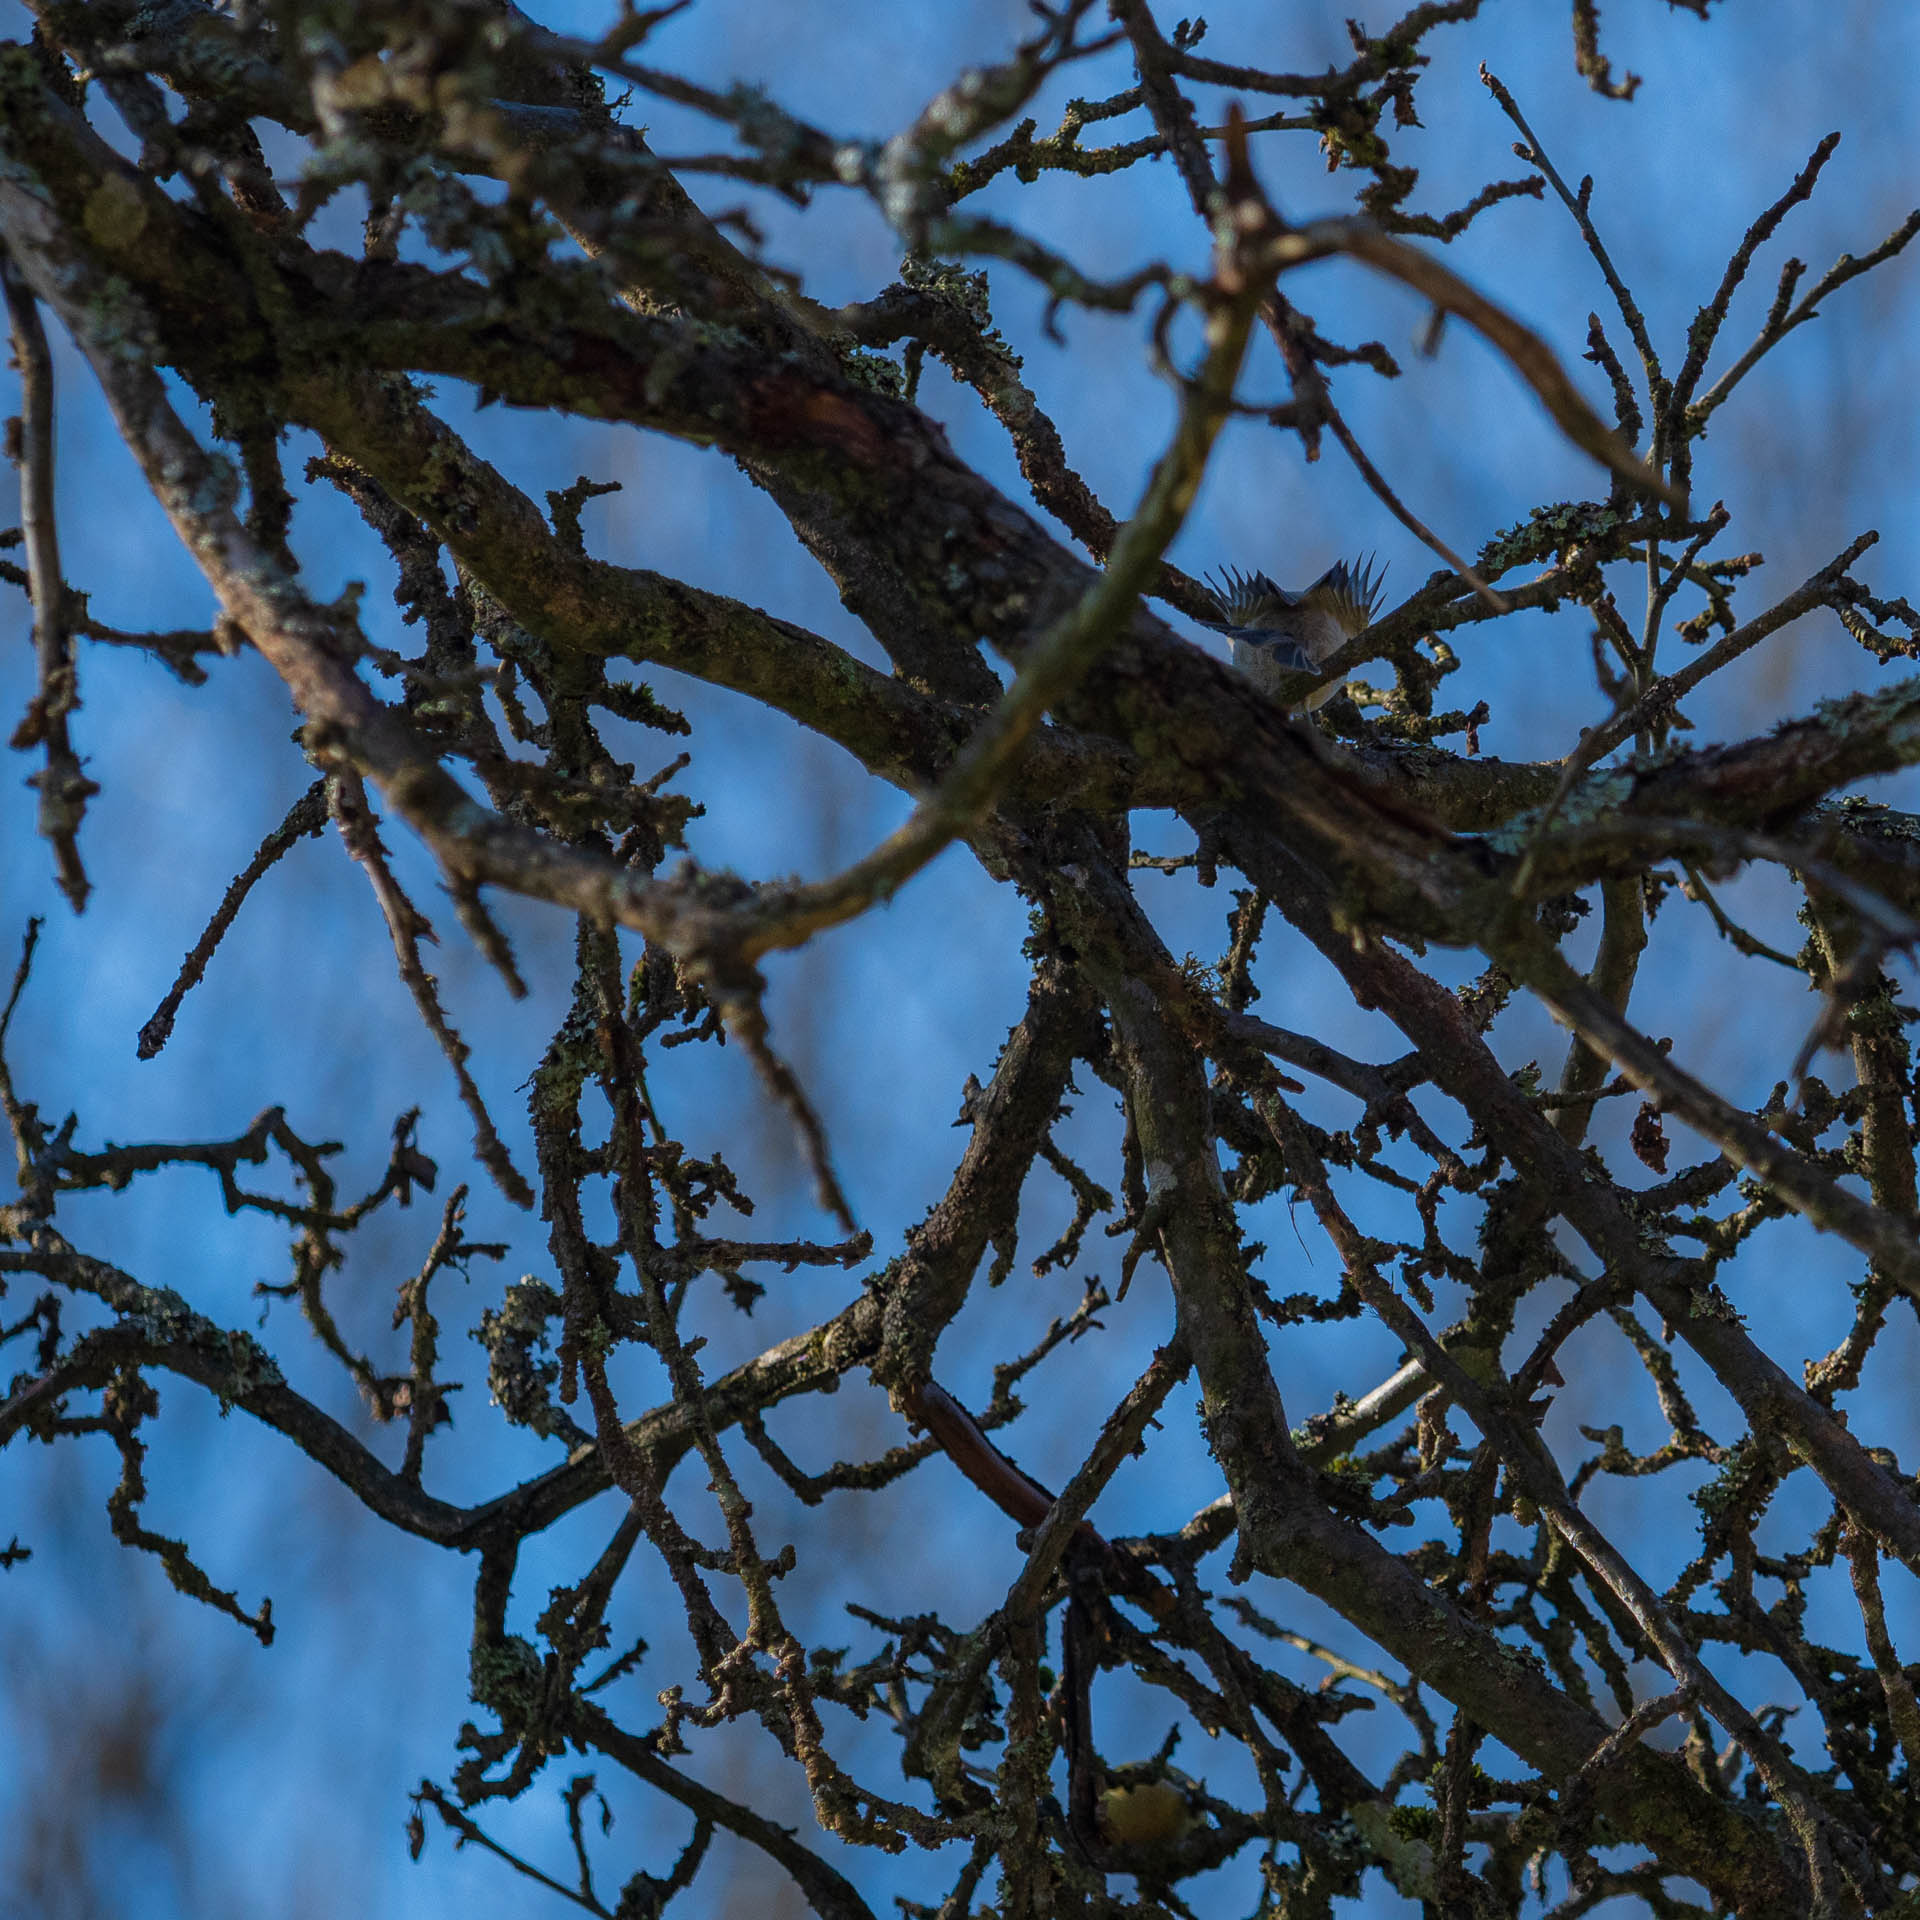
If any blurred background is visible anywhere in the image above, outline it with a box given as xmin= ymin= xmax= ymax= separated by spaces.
xmin=2 ymin=1 xmax=1918 ymax=1914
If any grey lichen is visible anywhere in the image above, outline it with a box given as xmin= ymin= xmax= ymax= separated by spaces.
xmin=1478 ymin=499 xmax=1632 ymax=576
xmin=470 ymin=1633 xmax=546 ymax=1719
xmin=1483 ymin=766 xmax=1638 ymax=855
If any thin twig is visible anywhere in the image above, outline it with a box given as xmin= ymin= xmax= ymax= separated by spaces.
xmin=330 ymin=771 xmax=534 ymax=1209
xmin=139 ymin=780 xmax=329 ymax=1058
xmin=2 ymin=249 xmax=93 ymax=909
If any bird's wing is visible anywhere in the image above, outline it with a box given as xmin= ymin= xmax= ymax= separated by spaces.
xmin=1303 ymin=553 xmax=1387 ymax=635
xmin=1199 ymin=566 xmax=1296 ymax=631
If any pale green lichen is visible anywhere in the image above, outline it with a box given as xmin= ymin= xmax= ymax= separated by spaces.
xmin=528 ymin=1000 xmax=603 ymax=1113
xmin=120 ymin=1287 xmax=286 ymax=1400
xmin=1344 ymin=1798 xmax=1439 ymax=1896
xmin=1479 ymin=499 xmax=1632 ymax=576
xmin=837 ymin=347 xmax=905 ymax=398
xmin=470 ymin=1635 xmax=545 ymax=1718
xmin=1809 ymin=679 xmax=1920 ymax=755
xmin=1483 ymin=766 xmax=1638 ymax=855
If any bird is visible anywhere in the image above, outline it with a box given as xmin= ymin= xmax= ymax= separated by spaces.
xmin=1196 ymin=553 xmax=1387 ymax=710
xmin=1097 ymin=1778 xmax=1195 ymax=1855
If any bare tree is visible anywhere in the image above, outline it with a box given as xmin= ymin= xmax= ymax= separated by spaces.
xmin=4 ymin=2 xmax=1920 ymax=1915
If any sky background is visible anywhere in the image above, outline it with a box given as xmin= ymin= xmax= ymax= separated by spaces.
xmin=3 ymin=1 xmax=1919 ymax=1915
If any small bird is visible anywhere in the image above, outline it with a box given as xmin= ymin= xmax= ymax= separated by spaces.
xmin=1097 ymin=1778 xmax=1195 ymax=1855
xmin=1197 ymin=554 xmax=1387 ymax=710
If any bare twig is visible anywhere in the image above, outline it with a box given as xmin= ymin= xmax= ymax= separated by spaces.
xmin=2 ymin=250 xmax=93 ymax=909
xmin=139 ymin=780 xmax=329 ymax=1058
